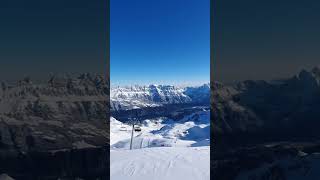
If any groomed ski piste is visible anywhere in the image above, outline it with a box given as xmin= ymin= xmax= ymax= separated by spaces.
xmin=110 ymin=111 xmax=210 ymax=180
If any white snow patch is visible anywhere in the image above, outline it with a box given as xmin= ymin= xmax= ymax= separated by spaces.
xmin=110 ymin=146 xmax=210 ymax=180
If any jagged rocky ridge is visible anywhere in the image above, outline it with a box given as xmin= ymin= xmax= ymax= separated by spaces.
xmin=110 ymin=84 xmax=210 ymax=123
xmin=213 ymin=66 xmax=320 ymax=147
xmin=110 ymin=83 xmax=210 ymax=111
xmin=0 ymin=73 xmax=109 ymax=179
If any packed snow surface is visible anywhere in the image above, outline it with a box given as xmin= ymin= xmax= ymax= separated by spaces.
xmin=110 ymin=146 xmax=210 ymax=180
xmin=110 ymin=108 xmax=210 ymax=180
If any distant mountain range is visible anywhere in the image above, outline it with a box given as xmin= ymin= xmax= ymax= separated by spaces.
xmin=0 ymin=73 xmax=109 ymax=152
xmin=213 ymin=66 xmax=320 ymax=147
xmin=110 ymin=83 xmax=210 ymax=111
xmin=0 ymin=73 xmax=109 ymax=179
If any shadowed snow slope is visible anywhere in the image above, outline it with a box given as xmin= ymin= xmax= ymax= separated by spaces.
xmin=110 ymin=146 xmax=210 ymax=180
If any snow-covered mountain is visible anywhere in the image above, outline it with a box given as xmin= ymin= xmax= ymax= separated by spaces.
xmin=110 ymin=85 xmax=210 ymax=180
xmin=110 ymin=83 xmax=210 ymax=111
xmin=213 ymin=66 xmax=320 ymax=180
xmin=0 ymin=73 xmax=109 ymax=152
xmin=212 ymin=66 xmax=320 ymax=146
xmin=0 ymin=74 xmax=109 ymax=179
xmin=110 ymin=83 xmax=210 ymax=148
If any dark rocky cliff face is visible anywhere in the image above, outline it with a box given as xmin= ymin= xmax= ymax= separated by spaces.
xmin=0 ymin=74 xmax=109 ymax=180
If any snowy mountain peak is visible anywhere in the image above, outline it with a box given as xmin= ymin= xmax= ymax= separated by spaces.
xmin=296 ymin=66 xmax=320 ymax=80
xmin=110 ymin=84 xmax=210 ymax=111
xmin=148 ymin=84 xmax=158 ymax=88
xmin=293 ymin=67 xmax=320 ymax=87
xmin=311 ymin=65 xmax=320 ymax=75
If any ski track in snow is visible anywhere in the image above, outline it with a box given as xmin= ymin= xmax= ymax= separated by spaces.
xmin=110 ymin=146 xmax=210 ymax=180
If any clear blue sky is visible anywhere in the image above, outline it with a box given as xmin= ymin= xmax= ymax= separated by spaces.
xmin=110 ymin=0 xmax=210 ymax=86
xmin=214 ymin=0 xmax=320 ymax=82
xmin=0 ymin=0 xmax=107 ymax=81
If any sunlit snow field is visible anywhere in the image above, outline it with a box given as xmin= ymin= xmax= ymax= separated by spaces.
xmin=111 ymin=146 xmax=210 ymax=180
xmin=110 ymin=110 xmax=210 ymax=180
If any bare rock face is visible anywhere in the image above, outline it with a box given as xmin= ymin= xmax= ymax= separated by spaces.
xmin=0 ymin=74 xmax=109 ymax=179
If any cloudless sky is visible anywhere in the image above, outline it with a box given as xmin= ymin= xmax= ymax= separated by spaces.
xmin=214 ymin=0 xmax=320 ymax=83
xmin=110 ymin=0 xmax=210 ymax=86
xmin=0 ymin=0 xmax=107 ymax=81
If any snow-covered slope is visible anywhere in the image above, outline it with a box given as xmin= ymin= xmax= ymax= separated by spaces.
xmin=110 ymin=109 xmax=210 ymax=149
xmin=110 ymin=84 xmax=209 ymax=111
xmin=110 ymin=117 xmax=132 ymax=145
xmin=110 ymin=83 xmax=210 ymax=180
xmin=111 ymin=146 xmax=210 ymax=180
